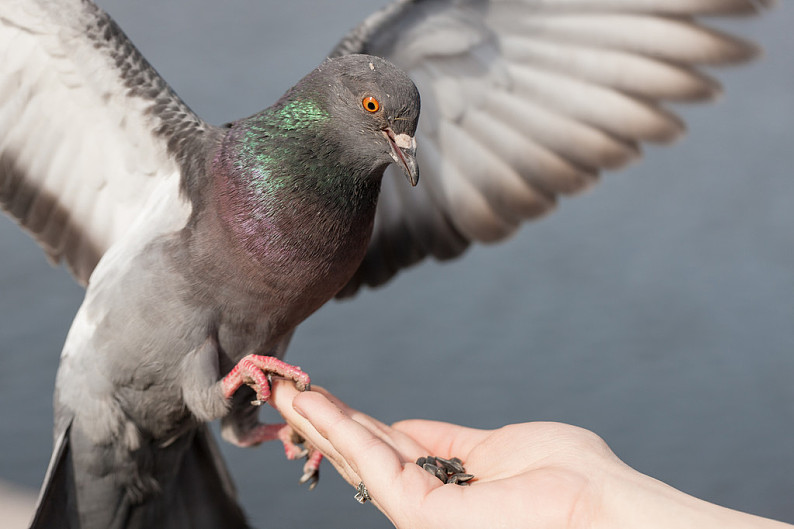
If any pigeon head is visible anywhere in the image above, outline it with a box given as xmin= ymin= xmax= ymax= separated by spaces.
xmin=282 ymin=54 xmax=420 ymax=186
xmin=212 ymin=55 xmax=421 ymax=263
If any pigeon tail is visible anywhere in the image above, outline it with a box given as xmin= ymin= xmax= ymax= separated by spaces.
xmin=29 ymin=422 xmax=250 ymax=529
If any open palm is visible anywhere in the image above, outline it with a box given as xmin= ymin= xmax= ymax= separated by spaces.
xmin=269 ymin=381 xmax=614 ymax=529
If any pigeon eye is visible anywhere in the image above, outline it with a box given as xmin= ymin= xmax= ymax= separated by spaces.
xmin=362 ymin=96 xmax=380 ymax=113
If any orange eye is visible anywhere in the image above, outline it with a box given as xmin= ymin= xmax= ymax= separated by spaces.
xmin=362 ymin=96 xmax=380 ymax=113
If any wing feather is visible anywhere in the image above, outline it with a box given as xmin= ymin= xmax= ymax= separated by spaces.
xmin=507 ymin=64 xmax=685 ymax=142
xmin=505 ymin=0 xmax=774 ymax=15
xmin=332 ymin=0 xmax=770 ymax=297
xmin=501 ymin=35 xmax=722 ymax=101
xmin=0 ymin=0 xmax=215 ymax=284
xmin=492 ymin=11 xmax=759 ymax=64
xmin=463 ymin=108 xmax=599 ymax=195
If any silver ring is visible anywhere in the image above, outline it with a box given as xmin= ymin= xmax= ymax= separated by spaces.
xmin=354 ymin=481 xmax=371 ymax=504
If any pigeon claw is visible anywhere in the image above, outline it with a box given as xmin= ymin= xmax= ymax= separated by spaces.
xmin=299 ymin=451 xmax=323 ymax=490
xmin=277 ymin=424 xmax=308 ymax=460
xmin=221 ymin=354 xmax=311 ymax=402
xmin=277 ymin=426 xmax=323 ymax=489
xmin=298 ymin=469 xmax=316 ymax=487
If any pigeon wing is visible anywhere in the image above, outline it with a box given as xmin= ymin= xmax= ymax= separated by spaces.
xmin=0 ymin=0 xmax=215 ymax=285
xmin=332 ymin=0 xmax=771 ymax=298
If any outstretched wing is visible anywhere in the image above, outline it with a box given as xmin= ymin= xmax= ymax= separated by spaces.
xmin=333 ymin=0 xmax=771 ymax=298
xmin=0 ymin=0 xmax=214 ymax=285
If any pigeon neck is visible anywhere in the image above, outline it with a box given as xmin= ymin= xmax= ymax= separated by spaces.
xmin=210 ymin=106 xmax=383 ymax=269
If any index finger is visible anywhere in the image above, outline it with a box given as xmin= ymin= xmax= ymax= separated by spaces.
xmin=291 ymin=390 xmax=440 ymax=512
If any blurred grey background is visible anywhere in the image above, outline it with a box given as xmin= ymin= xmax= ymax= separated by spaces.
xmin=0 ymin=1 xmax=792 ymax=527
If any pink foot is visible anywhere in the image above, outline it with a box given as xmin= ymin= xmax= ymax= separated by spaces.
xmin=274 ymin=423 xmax=324 ymax=489
xmin=228 ymin=421 xmax=324 ymax=488
xmin=219 ymin=356 xmax=321 ymax=486
xmin=229 ymin=422 xmax=293 ymax=448
xmin=277 ymin=423 xmax=309 ymax=460
xmin=221 ymin=354 xmax=311 ymax=403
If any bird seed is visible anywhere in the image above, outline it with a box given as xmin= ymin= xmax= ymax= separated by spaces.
xmin=416 ymin=455 xmax=474 ymax=485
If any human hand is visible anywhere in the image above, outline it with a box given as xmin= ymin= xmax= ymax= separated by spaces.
xmin=269 ymin=380 xmax=614 ymax=528
xmin=269 ymin=380 xmax=791 ymax=529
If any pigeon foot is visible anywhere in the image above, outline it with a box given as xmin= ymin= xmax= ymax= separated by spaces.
xmin=220 ymin=358 xmax=322 ymax=486
xmin=228 ymin=422 xmax=291 ymax=448
xmin=230 ymin=421 xmax=323 ymax=488
xmin=221 ymin=354 xmax=311 ymax=402
xmin=279 ymin=427 xmax=324 ymax=489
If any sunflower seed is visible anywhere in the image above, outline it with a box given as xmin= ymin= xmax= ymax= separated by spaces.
xmin=416 ymin=454 xmax=474 ymax=486
xmin=436 ymin=456 xmax=465 ymax=474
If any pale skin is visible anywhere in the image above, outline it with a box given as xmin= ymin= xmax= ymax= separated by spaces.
xmin=268 ymin=379 xmax=793 ymax=529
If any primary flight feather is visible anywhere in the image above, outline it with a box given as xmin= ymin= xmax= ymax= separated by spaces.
xmin=0 ymin=0 xmax=769 ymax=527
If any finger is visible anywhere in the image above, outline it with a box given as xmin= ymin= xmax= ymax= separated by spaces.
xmin=268 ymin=377 xmax=308 ymax=426
xmin=304 ymin=385 xmax=352 ymax=411
xmin=268 ymin=379 xmax=347 ymax=461
xmin=392 ymin=419 xmax=492 ymax=459
xmin=293 ymin=390 xmax=435 ymax=507
xmin=269 ymin=380 xmax=425 ymax=489
xmin=269 ymin=380 xmax=362 ymax=484
xmin=291 ymin=385 xmax=429 ymax=458
xmin=306 ymin=388 xmax=394 ymax=440
xmin=269 ymin=380 xmax=404 ymax=457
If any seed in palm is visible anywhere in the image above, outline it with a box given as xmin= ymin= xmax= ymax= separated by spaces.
xmin=416 ymin=455 xmax=474 ymax=485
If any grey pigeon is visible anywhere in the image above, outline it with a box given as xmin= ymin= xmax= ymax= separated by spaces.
xmin=0 ymin=0 xmax=769 ymax=528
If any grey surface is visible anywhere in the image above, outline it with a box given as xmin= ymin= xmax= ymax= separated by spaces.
xmin=0 ymin=1 xmax=792 ymax=528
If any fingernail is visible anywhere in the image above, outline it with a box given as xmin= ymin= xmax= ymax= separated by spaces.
xmin=293 ymin=399 xmax=308 ymax=418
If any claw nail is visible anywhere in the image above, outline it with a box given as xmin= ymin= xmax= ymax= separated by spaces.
xmin=299 ymin=469 xmax=317 ymax=486
xmin=250 ymin=400 xmax=264 ymax=406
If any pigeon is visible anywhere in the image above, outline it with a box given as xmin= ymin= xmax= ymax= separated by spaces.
xmin=0 ymin=0 xmax=769 ymax=527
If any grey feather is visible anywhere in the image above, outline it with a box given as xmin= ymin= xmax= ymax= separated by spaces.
xmin=331 ymin=0 xmax=772 ymax=297
xmin=0 ymin=0 xmax=214 ymax=286
xmin=30 ymin=419 xmax=248 ymax=529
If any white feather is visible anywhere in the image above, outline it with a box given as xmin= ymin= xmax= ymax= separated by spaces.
xmin=483 ymin=91 xmax=641 ymax=169
xmin=500 ymin=34 xmax=721 ymax=101
xmin=494 ymin=0 xmax=772 ymax=16
xmin=421 ymin=135 xmax=518 ymax=242
xmin=491 ymin=12 xmax=757 ymax=64
xmin=0 ymin=0 xmax=191 ymax=283
xmin=507 ymin=64 xmax=684 ymax=142
xmin=463 ymin=108 xmax=599 ymax=195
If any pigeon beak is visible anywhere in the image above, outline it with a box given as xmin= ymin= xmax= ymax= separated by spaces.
xmin=383 ymin=128 xmax=419 ymax=186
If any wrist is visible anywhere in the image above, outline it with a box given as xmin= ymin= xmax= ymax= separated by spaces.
xmin=594 ymin=462 xmax=791 ymax=529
